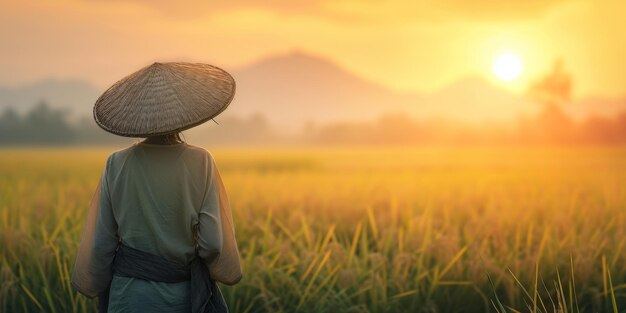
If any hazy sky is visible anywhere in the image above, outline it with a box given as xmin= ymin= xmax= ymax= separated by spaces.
xmin=1 ymin=0 xmax=624 ymax=98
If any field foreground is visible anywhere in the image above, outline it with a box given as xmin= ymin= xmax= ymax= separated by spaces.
xmin=1 ymin=146 xmax=626 ymax=312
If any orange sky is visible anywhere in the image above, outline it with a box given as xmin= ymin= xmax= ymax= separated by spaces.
xmin=1 ymin=0 xmax=625 ymax=98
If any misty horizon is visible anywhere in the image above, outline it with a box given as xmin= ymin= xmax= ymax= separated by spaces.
xmin=1 ymin=50 xmax=625 ymax=131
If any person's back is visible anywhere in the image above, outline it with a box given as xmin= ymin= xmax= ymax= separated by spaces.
xmin=104 ymin=142 xmax=221 ymax=312
xmin=108 ymin=142 xmax=214 ymax=265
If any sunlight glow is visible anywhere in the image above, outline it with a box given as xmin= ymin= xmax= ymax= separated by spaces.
xmin=493 ymin=53 xmax=523 ymax=81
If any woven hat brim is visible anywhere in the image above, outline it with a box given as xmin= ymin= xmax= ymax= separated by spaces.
xmin=93 ymin=62 xmax=236 ymax=138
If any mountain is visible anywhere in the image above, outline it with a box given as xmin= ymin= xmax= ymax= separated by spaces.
xmin=410 ymin=76 xmax=538 ymax=125
xmin=564 ymin=96 xmax=626 ymax=121
xmin=227 ymin=51 xmax=546 ymax=129
xmin=0 ymin=79 xmax=100 ymax=120
xmin=229 ymin=50 xmax=415 ymax=131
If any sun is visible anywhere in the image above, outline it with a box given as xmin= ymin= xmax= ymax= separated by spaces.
xmin=492 ymin=53 xmax=523 ymax=81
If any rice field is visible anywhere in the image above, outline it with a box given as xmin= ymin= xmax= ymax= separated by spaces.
xmin=1 ymin=145 xmax=626 ymax=313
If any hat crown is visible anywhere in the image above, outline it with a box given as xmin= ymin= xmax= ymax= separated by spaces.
xmin=94 ymin=62 xmax=235 ymax=137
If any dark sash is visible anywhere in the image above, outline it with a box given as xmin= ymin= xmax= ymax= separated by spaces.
xmin=98 ymin=244 xmax=228 ymax=313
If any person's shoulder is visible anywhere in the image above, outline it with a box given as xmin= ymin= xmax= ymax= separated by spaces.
xmin=105 ymin=144 xmax=139 ymax=165
xmin=182 ymin=143 xmax=214 ymax=159
xmin=182 ymin=143 xmax=208 ymax=154
xmin=181 ymin=143 xmax=218 ymax=167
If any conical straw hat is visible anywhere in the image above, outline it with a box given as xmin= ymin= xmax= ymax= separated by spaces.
xmin=94 ymin=62 xmax=235 ymax=137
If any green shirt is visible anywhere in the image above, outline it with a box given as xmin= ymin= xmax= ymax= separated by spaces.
xmin=72 ymin=142 xmax=242 ymax=312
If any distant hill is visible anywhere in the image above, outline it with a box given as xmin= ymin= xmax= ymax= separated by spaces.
xmin=229 ymin=51 xmax=626 ymax=129
xmin=0 ymin=79 xmax=100 ymax=120
xmin=564 ymin=96 xmax=626 ymax=121
xmin=407 ymin=76 xmax=538 ymax=125
xmin=1 ymin=50 xmax=625 ymax=134
xmin=230 ymin=50 xmax=415 ymax=131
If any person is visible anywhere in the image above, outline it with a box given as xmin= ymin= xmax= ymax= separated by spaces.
xmin=71 ymin=62 xmax=242 ymax=313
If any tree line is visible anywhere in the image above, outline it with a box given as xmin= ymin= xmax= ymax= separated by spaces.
xmin=0 ymin=102 xmax=129 ymax=145
xmin=1 ymin=99 xmax=626 ymax=146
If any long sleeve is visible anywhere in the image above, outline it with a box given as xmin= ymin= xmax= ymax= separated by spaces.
xmin=196 ymin=154 xmax=242 ymax=285
xmin=72 ymin=155 xmax=120 ymax=298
